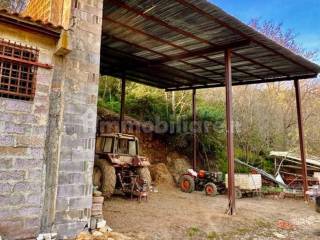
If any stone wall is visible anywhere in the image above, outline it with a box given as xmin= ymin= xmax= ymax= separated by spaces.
xmin=0 ymin=1 xmax=103 ymax=239
xmin=0 ymin=24 xmax=56 ymax=239
xmin=44 ymin=0 xmax=103 ymax=238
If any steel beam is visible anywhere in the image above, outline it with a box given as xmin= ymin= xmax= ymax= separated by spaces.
xmin=192 ymin=89 xmax=197 ymax=170
xmin=151 ymin=40 xmax=250 ymax=64
xmin=225 ymin=49 xmax=236 ymax=215
xmin=120 ymin=77 xmax=126 ymax=133
xmin=165 ymin=73 xmax=318 ymax=91
xmin=105 ymin=0 xmax=282 ymax=76
xmin=294 ymin=79 xmax=308 ymax=201
xmin=176 ymin=0 xmax=317 ymax=74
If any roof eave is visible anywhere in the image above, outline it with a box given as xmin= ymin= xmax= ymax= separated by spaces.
xmin=0 ymin=12 xmax=62 ymax=39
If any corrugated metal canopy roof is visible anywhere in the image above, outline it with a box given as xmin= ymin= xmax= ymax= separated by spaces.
xmin=100 ymin=0 xmax=320 ymax=90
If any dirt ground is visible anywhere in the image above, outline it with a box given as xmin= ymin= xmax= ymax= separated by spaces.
xmin=103 ymin=186 xmax=320 ymax=240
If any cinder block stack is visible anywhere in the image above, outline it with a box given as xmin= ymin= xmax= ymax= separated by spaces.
xmin=90 ymin=190 xmax=106 ymax=229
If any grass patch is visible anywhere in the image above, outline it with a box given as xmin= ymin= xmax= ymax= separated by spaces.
xmin=207 ymin=231 xmax=220 ymax=239
xmin=187 ymin=227 xmax=200 ymax=237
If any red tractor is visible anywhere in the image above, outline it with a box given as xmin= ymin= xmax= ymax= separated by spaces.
xmin=178 ymin=169 xmax=226 ymax=196
xmin=93 ymin=133 xmax=151 ymax=198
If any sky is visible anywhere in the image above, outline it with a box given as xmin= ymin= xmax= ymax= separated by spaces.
xmin=210 ymin=0 xmax=320 ymax=63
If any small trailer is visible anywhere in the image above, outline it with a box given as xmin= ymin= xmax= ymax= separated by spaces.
xmin=225 ymin=174 xmax=262 ymax=199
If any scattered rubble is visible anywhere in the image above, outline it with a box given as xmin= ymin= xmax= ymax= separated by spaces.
xmin=276 ymin=220 xmax=295 ymax=230
xmin=91 ymin=189 xmax=105 ymax=230
xmin=36 ymin=233 xmax=57 ymax=240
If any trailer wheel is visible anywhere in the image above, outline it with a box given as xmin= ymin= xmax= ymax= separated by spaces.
xmin=205 ymin=183 xmax=218 ymax=197
xmin=235 ymin=188 xmax=243 ymax=199
xmin=137 ymin=167 xmax=152 ymax=188
xmin=93 ymin=159 xmax=116 ymax=198
xmin=178 ymin=175 xmax=195 ymax=193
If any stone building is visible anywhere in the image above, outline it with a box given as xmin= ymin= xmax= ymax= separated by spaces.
xmin=0 ymin=0 xmax=103 ymax=239
xmin=1 ymin=0 xmax=319 ymax=239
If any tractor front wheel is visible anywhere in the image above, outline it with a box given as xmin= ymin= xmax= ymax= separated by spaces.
xmin=93 ymin=159 xmax=116 ymax=198
xmin=178 ymin=175 xmax=195 ymax=193
xmin=205 ymin=183 xmax=218 ymax=197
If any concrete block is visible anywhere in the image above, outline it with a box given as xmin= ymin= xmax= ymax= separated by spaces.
xmin=29 ymin=148 xmax=45 ymax=159
xmin=5 ymin=122 xmax=27 ymax=134
xmin=0 ymin=170 xmax=25 ymax=181
xmin=0 ymin=112 xmax=13 ymax=122
xmin=24 ymin=217 xmax=41 ymax=229
xmin=56 ymin=221 xmax=88 ymax=239
xmin=0 ymin=135 xmax=14 ymax=147
xmin=0 ymin=183 xmax=12 ymax=193
xmin=13 ymin=181 xmax=31 ymax=192
xmin=26 ymin=193 xmax=42 ymax=205
xmin=17 ymin=114 xmax=37 ymax=124
xmin=58 ymin=172 xmax=86 ymax=185
xmin=56 ymin=197 xmax=69 ymax=212
xmin=59 ymin=161 xmax=85 ymax=172
xmin=5 ymin=100 xmax=32 ymax=113
xmin=0 ymin=194 xmax=25 ymax=205
xmin=69 ymin=197 xmax=92 ymax=210
xmin=15 ymin=158 xmax=43 ymax=169
xmin=0 ymin=158 xmax=13 ymax=169
xmin=28 ymin=169 xmax=44 ymax=180
xmin=57 ymin=184 xmax=85 ymax=197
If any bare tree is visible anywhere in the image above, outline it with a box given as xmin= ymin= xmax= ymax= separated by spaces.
xmin=249 ymin=18 xmax=318 ymax=61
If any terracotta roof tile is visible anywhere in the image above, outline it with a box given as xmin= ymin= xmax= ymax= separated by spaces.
xmin=0 ymin=8 xmax=64 ymax=31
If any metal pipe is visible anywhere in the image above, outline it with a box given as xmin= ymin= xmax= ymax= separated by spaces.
xmin=192 ymin=89 xmax=197 ymax=170
xmin=225 ymin=49 xmax=236 ymax=215
xmin=120 ymin=77 xmax=126 ymax=133
xmin=294 ymin=79 xmax=308 ymax=201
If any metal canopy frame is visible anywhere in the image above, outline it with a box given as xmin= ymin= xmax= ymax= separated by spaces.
xmin=101 ymin=0 xmax=320 ymax=90
xmin=100 ymin=0 xmax=320 ymax=214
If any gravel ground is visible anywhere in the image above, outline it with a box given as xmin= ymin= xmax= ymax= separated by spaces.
xmin=103 ymin=186 xmax=320 ymax=240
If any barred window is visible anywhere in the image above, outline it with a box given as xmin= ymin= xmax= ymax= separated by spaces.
xmin=0 ymin=39 xmax=39 ymax=101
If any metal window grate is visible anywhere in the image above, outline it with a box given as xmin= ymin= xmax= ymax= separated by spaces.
xmin=0 ymin=39 xmax=39 ymax=101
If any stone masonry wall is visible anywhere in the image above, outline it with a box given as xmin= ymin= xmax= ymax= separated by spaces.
xmin=46 ymin=0 xmax=103 ymax=238
xmin=0 ymin=24 xmax=56 ymax=239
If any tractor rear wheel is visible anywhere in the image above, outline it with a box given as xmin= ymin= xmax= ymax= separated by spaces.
xmin=93 ymin=159 xmax=116 ymax=198
xmin=137 ymin=167 xmax=152 ymax=188
xmin=205 ymin=183 xmax=218 ymax=197
xmin=316 ymin=196 xmax=320 ymax=213
xmin=178 ymin=175 xmax=195 ymax=193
